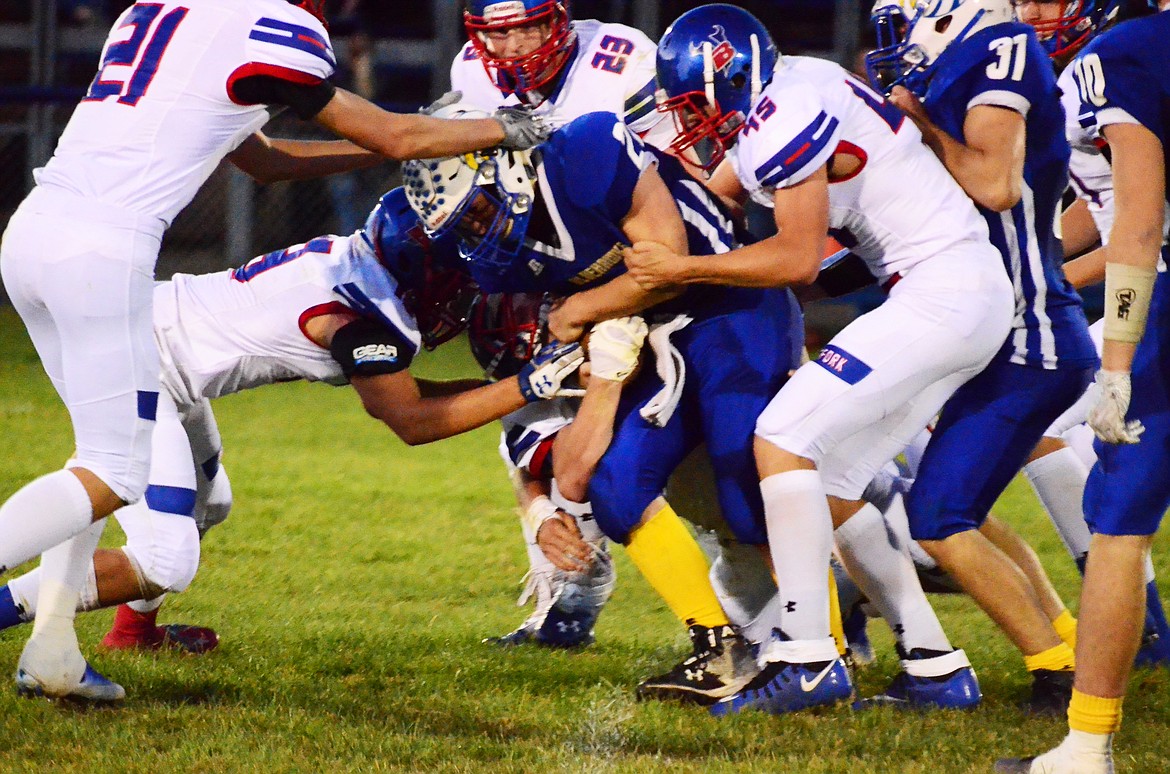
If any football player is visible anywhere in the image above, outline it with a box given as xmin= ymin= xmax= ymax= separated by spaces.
xmin=0 ymin=0 xmax=551 ymax=701
xmin=403 ymin=109 xmax=803 ymax=705
xmin=0 ymin=189 xmax=584 ymax=666
xmin=999 ymin=5 xmax=1170 ymax=772
xmin=1018 ymin=0 xmax=1170 ymax=669
xmin=632 ymin=3 xmax=1015 ymax=713
xmin=448 ymin=0 xmax=681 ymax=645
xmin=864 ymin=0 xmax=1095 ymax=710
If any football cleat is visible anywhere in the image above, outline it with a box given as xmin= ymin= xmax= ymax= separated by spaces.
xmin=486 ymin=547 xmax=615 ymax=649
xmin=1134 ymin=627 xmax=1170 ymax=669
xmin=636 ymin=624 xmax=760 ymax=705
xmin=1027 ymin=669 xmax=1075 ymax=715
xmin=100 ymin=604 xmax=220 ymax=655
xmin=710 ymin=654 xmax=853 ymax=716
xmin=16 ymin=662 xmax=125 ymax=703
xmin=996 ymin=745 xmax=1115 ymax=774
xmin=862 ymin=648 xmax=981 ymax=710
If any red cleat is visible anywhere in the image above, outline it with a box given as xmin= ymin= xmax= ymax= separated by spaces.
xmin=100 ymin=604 xmax=219 ymax=655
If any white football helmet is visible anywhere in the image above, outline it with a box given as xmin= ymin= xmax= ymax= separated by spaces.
xmin=905 ymin=0 xmax=1015 ymax=70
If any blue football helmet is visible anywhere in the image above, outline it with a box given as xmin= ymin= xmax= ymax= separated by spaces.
xmin=655 ymin=4 xmax=778 ymax=172
xmin=1016 ymin=0 xmax=1120 ymax=60
xmin=864 ymin=0 xmax=919 ymax=93
xmin=361 ymin=189 xmax=479 ymax=351
xmin=865 ymin=0 xmax=1014 ymax=96
xmin=464 ymin=0 xmax=576 ymax=98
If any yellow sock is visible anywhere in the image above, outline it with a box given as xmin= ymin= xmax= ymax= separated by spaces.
xmin=1052 ymin=609 xmax=1078 ymax=650
xmin=1024 ymin=642 xmax=1076 ymax=673
xmin=828 ymin=568 xmax=846 ymax=656
xmin=1068 ymin=688 xmax=1123 ymax=735
xmin=625 ymin=503 xmax=728 ymax=628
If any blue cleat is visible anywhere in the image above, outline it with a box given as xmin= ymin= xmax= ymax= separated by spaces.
xmin=863 ymin=649 xmax=981 ymax=710
xmin=710 ymin=656 xmax=853 ymax=716
xmin=16 ymin=662 xmax=125 ymax=703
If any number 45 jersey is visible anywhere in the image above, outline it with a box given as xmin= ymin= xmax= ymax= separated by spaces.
xmin=730 ymin=56 xmax=998 ymax=285
xmin=35 ymin=0 xmax=335 ymax=226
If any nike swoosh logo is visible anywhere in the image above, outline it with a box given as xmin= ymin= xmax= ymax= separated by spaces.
xmin=799 ymin=661 xmax=838 ymax=693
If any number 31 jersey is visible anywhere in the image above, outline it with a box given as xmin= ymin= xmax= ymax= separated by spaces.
xmin=35 ymin=0 xmax=335 ymax=226
xmin=730 ymin=56 xmax=995 ymax=284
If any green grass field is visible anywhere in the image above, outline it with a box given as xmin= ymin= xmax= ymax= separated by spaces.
xmin=1 ymin=305 xmax=1168 ymax=773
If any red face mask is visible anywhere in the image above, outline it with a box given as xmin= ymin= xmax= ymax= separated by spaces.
xmin=294 ymin=0 xmax=328 ymax=27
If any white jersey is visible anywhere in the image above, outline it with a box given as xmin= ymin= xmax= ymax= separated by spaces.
xmin=35 ymin=0 xmax=335 ymax=226
xmin=730 ymin=56 xmax=995 ymax=283
xmin=153 ymin=234 xmax=418 ymax=407
xmin=450 ymin=20 xmax=672 ymax=149
xmin=1058 ymin=66 xmax=1168 ymax=268
xmin=498 ymin=399 xmax=577 ymax=473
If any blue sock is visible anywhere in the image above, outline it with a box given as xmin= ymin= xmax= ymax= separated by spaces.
xmin=1145 ymin=581 xmax=1170 ymax=641
xmin=0 ymin=586 xmax=27 ymax=631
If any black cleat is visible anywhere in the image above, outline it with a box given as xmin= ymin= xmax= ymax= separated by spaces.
xmin=1027 ymin=669 xmax=1074 ymax=715
xmin=636 ymin=624 xmax=760 ymax=705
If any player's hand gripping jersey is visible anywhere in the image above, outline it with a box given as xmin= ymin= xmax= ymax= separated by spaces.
xmin=35 ymin=0 xmax=336 ymax=226
xmin=917 ymin=21 xmax=1095 ymax=370
xmin=153 ymin=189 xmax=454 ymax=407
xmin=451 ymin=21 xmax=669 ymax=147
xmin=730 ymin=56 xmax=997 ymax=284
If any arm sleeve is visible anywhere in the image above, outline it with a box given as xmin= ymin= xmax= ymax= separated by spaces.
xmin=229 ymin=74 xmax=335 ymax=119
xmin=329 ymin=317 xmax=416 ymax=378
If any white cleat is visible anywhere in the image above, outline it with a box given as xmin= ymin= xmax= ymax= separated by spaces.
xmin=16 ymin=662 xmax=125 ymax=703
xmin=997 ymin=738 xmax=1115 ymax=774
xmin=16 ymin=634 xmax=124 ymax=702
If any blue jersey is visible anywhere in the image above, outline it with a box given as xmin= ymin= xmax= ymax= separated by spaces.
xmin=1072 ymin=13 xmax=1170 ymax=244
xmin=466 ymin=111 xmax=740 ymax=299
xmin=922 ymin=22 xmax=1095 ymax=370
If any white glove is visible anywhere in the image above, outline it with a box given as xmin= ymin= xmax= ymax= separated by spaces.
xmin=518 ymin=341 xmax=585 ymax=401
xmin=1087 ymin=369 xmax=1145 ymax=444
xmin=587 ymin=316 xmax=648 ymax=383
xmin=493 ymin=107 xmax=551 ymax=149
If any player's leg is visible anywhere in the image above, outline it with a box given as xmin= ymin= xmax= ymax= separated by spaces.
xmin=3 ymin=210 xmax=161 ymax=700
xmin=104 ymin=397 xmax=223 ymax=653
xmin=590 ymin=374 xmax=753 ymax=704
xmin=911 ymin=358 xmax=1089 ymax=713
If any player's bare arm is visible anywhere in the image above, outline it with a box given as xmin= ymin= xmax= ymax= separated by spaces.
xmin=890 ymin=87 xmax=1026 ymax=212
xmin=626 ymin=165 xmax=827 ymax=290
xmin=227 ymin=132 xmax=383 ymax=184
xmin=510 ymin=467 xmax=591 ymax=572
xmin=547 ymin=167 xmax=685 ymax=341
xmin=312 ymin=88 xmax=540 ymax=161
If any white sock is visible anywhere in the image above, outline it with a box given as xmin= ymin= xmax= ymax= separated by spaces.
xmin=1024 ymin=447 xmax=1092 ymax=560
xmin=30 ymin=519 xmax=106 ymax=641
xmin=760 ymin=469 xmax=833 ymax=642
xmin=7 ymin=569 xmax=39 ymax=620
xmin=0 ymin=470 xmax=94 ymax=573
xmin=1028 ymin=730 xmax=1113 ymax=773
xmin=834 ymin=503 xmax=952 ymax=653
xmin=128 ymin=595 xmax=165 ymax=614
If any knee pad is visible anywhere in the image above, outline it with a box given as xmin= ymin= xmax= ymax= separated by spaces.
xmin=121 ymin=514 xmax=201 ymax=597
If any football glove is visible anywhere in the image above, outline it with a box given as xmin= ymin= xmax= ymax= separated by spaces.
xmin=587 ymin=316 xmax=648 ymax=383
xmin=493 ymin=107 xmax=551 ymax=150
xmin=1087 ymin=369 xmax=1145 ymax=445
xmin=518 ymin=341 xmax=585 ymax=402
xmin=419 ymin=90 xmax=462 ymax=116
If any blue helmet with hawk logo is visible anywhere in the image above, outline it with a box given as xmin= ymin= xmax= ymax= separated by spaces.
xmin=655 ymin=4 xmax=778 ymax=172
xmin=1018 ymin=0 xmax=1121 ymax=61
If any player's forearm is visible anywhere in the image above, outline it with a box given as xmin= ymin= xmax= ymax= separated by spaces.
xmin=678 ymin=233 xmax=821 ymax=288
xmin=921 ymin=126 xmax=1020 ymax=212
xmin=313 ymin=89 xmax=507 ymax=161
xmin=559 ymin=274 xmax=680 ymax=332
xmin=381 ymin=380 xmax=525 ymax=445
xmin=228 ymin=134 xmax=382 ymax=184
xmin=417 ymin=378 xmax=492 ymax=397
xmin=1061 ymin=198 xmax=1102 ymax=258
xmin=551 ymin=380 xmax=623 ymax=502
xmin=1062 ymin=246 xmax=1106 ymax=289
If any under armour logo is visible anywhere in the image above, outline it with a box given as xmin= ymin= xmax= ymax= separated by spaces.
xmin=785 ymin=601 xmax=797 ymax=613
xmin=557 ymin=621 xmax=582 ymax=633
xmin=892 ymin=624 xmax=905 ymax=637
xmin=685 ymin=668 xmax=706 ymax=682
